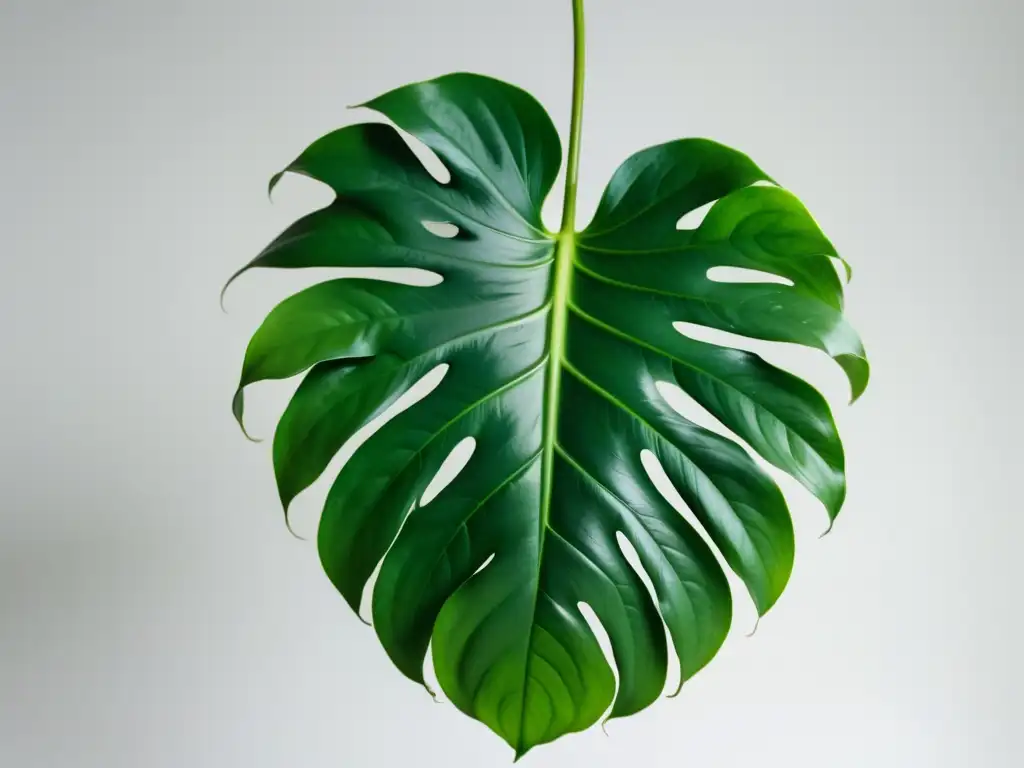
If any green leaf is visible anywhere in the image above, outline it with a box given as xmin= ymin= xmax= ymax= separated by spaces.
xmin=226 ymin=30 xmax=868 ymax=758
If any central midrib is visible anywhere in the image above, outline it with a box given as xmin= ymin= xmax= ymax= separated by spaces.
xmin=539 ymin=232 xmax=575 ymax=539
xmin=511 ymin=230 xmax=574 ymax=749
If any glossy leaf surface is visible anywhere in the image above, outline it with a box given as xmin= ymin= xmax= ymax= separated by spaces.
xmin=228 ymin=72 xmax=868 ymax=757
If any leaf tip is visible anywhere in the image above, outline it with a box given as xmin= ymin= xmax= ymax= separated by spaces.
xmin=513 ymin=741 xmax=536 ymax=763
xmin=836 ymin=353 xmax=870 ymax=404
xmin=278 ymin=488 xmax=307 ymax=540
xmin=268 ymin=170 xmax=286 ymax=201
xmin=219 ymin=270 xmax=243 ymax=313
xmin=232 ymin=389 xmax=262 ymax=443
xmin=284 ymin=512 xmax=307 ymax=541
xmin=840 ymin=257 xmax=853 ymax=283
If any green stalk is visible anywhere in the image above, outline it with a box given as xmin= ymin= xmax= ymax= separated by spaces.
xmin=559 ymin=0 xmax=586 ymax=234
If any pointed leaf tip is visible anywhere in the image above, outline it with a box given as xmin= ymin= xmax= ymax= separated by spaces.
xmin=667 ymin=677 xmax=685 ymax=699
xmin=219 ymin=266 xmax=247 ymax=313
xmin=282 ymin=502 xmax=307 ymax=541
xmin=278 ymin=484 xmax=307 ymax=539
xmin=268 ymin=170 xmax=286 ymax=200
xmin=231 ymin=388 xmax=262 ymax=443
xmin=837 ymin=353 xmax=870 ymax=404
xmin=840 ymin=257 xmax=853 ymax=283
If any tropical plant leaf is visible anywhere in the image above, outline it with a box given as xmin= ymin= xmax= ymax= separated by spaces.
xmin=226 ymin=29 xmax=868 ymax=760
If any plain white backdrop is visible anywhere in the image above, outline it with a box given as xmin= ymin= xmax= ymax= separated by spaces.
xmin=1 ymin=0 xmax=1020 ymax=765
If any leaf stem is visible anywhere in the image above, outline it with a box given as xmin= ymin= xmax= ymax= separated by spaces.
xmin=559 ymin=0 xmax=586 ymax=234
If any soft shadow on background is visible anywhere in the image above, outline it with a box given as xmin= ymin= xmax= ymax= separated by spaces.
xmin=1 ymin=0 xmax=1020 ymax=766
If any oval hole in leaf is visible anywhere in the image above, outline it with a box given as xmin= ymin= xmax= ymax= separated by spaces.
xmin=638 ymin=449 xmax=758 ymax=629
xmin=364 ymin=267 xmax=444 ymax=286
xmin=472 ymin=553 xmax=496 ymax=577
xmin=419 ymin=436 xmax=477 ymax=507
xmin=421 ymin=220 xmax=460 ymax=239
xmin=706 ymin=266 xmax=794 ymax=286
xmin=676 ymin=199 xmax=716 ymax=230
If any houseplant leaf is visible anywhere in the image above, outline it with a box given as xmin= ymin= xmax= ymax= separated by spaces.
xmin=226 ymin=0 xmax=868 ymax=758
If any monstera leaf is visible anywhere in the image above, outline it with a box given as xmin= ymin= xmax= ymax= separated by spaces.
xmin=226 ymin=2 xmax=868 ymax=758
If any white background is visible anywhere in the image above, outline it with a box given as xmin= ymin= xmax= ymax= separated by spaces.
xmin=1 ymin=0 xmax=1020 ymax=765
